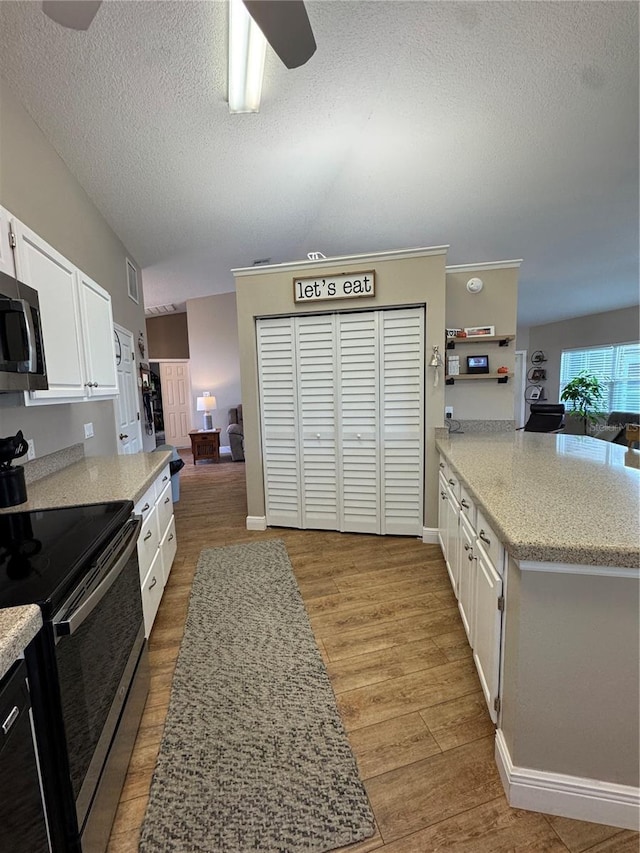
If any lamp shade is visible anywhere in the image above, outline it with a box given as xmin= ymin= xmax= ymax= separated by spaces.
xmin=197 ymin=395 xmax=217 ymax=412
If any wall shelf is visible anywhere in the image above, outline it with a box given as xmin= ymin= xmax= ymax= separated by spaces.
xmin=446 ymin=334 xmax=514 ymax=349
xmin=445 ymin=373 xmax=512 ymax=385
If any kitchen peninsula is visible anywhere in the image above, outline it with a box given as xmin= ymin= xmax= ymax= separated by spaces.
xmin=435 ymin=431 xmax=639 ymax=830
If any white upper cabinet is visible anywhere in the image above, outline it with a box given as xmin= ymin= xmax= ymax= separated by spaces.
xmin=0 ymin=206 xmax=16 ymax=277
xmin=13 ymin=219 xmax=86 ymax=400
xmin=77 ymin=270 xmax=118 ymax=396
xmin=11 ymin=215 xmax=118 ymax=404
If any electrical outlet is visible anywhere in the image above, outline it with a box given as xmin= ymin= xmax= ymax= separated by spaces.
xmin=84 ymin=422 xmax=94 ymax=439
xmin=27 ymin=439 xmax=36 ymax=461
xmin=445 ymin=406 xmax=453 ymax=419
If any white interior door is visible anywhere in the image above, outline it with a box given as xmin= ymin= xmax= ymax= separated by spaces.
xmin=337 ymin=312 xmax=380 ymax=534
xmin=297 ymin=314 xmax=339 ymax=530
xmin=257 ymin=318 xmax=301 ymax=528
xmin=379 ymin=307 xmax=425 ymax=535
xmin=160 ymin=361 xmax=192 ymax=448
xmin=113 ymin=325 xmax=142 ymax=454
xmin=258 ymin=307 xmax=425 ymax=537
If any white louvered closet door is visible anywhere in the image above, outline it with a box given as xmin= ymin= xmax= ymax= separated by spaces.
xmin=379 ymin=307 xmax=425 ymax=535
xmin=296 ymin=315 xmax=340 ymax=529
xmin=337 ymin=312 xmax=381 ymax=534
xmin=257 ymin=318 xmax=301 ymax=527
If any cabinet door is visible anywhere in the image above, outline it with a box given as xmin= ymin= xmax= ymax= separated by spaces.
xmin=458 ymin=514 xmax=476 ymax=643
xmin=0 ymin=206 xmax=15 ymax=277
xmin=438 ymin=473 xmax=448 ymax=559
xmin=473 ymin=547 xmax=503 ymax=723
xmin=77 ymin=271 xmax=118 ymax=396
xmin=445 ymin=486 xmax=460 ymax=595
xmin=13 ymin=220 xmax=86 ymax=400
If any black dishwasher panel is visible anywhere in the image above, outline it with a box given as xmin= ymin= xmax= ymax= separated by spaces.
xmin=0 ymin=659 xmax=50 ymax=852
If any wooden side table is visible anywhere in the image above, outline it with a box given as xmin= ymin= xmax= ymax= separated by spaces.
xmin=189 ymin=429 xmax=221 ymax=464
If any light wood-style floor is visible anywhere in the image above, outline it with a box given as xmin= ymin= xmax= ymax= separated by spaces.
xmin=106 ymin=455 xmax=638 ymax=853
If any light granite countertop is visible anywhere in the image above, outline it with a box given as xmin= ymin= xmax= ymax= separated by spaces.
xmin=0 ymin=606 xmax=42 ymax=681
xmin=435 ymin=432 xmax=640 ymax=568
xmin=0 ymin=451 xmax=171 ymax=514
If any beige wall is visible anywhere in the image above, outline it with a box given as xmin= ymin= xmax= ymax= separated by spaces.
xmin=186 ymin=292 xmax=241 ymax=434
xmin=235 ymin=249 xmax=447 ymax=527
xmin=445 ymin=266 xmax=520 ymax=421
xmin=147 ymin=313 xmax=190 ymax=360
xmin=526 ymin=306 xmax=640 ymax=408
xmin=0 ymin=81 xmax=152 ymax=457
xmin=502 ymin=557 xmax=639 ymax=786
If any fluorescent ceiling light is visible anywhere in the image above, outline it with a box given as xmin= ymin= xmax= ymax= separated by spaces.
xmin=228 ymin=0 xmax=267 ymax=114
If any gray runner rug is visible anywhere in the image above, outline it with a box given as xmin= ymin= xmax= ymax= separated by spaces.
xmin=139 ymin=539 xmax=375 ymax=853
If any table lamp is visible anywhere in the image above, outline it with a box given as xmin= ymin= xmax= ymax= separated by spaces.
xmin=196 ymin=394 xmax=217 ymax=430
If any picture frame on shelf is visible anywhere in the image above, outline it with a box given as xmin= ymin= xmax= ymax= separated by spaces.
xmin=464 ymin=325 xmax=495 ymax=337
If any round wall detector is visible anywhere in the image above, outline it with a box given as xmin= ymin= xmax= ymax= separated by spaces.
xmin=466 ymin=277 xmax=484 ymax=294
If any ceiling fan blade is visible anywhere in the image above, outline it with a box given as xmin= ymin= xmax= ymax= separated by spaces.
xmin=42 ymin=1 xmax=102 ymax=30
xmin=242 ymin=0 xmax=316 ymax=69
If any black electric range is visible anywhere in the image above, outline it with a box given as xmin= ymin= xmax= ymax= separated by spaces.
xmin=0 ymin=501 xmax=134 ymax=616
xmin=0 ymin=500 xmax=148 ymax=853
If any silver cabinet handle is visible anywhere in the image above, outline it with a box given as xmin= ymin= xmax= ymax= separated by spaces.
xmin=2 ymin=706 xmax=19 ymax=735
xmin=168 ymin=534 xmax=174 ymax=542
xmin=143 ymin=530 xmax=152 ymax=542
xmin=464 ymin=543 xmax=471 ymax=551
xmin=162 ymin=475 xmax=168 ymax=482
xmin=448 ymin=478 xmax=455 ymax=486
xmin=148 ymin=576 xmax=158 ymax=590
xmin=479 ymin=530 xmax=491 ymax=546
xmin=439 ymin=462 xmax=445 ymax=468
xmin=164 ymin=496 xmax=170 ymax=504
xmin=468 ymin=552 xmax=474 ymax=561
xmin=141 ymin=503 xmax=150 ymax=512
xmin=461 ymin=499 xmax=469 ymax=508
xmin=440 ymin=491 xmax=447 ymax=499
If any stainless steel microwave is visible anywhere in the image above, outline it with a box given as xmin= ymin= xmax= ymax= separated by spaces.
xmin=0 ymin=269 xmax=48 ymax=392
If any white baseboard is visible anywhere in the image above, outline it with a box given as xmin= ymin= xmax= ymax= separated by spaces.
xmin=246 ymin=516 xmax=267 ymax=531
xmin=495 ymin=730 xmax=640 ymax=830
xmin=422 ymin=526 xmax=440 ymax=544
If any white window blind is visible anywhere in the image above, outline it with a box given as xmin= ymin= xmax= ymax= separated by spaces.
xmin=560 ymin=342 xmax=640 ymax=412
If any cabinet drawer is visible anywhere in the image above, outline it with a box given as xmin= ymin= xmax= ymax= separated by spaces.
xmin=156 ymin=480 xmax=173 ymax=538
xmin=475 ymin=507 xmax=504 ymax=575
xmin=154 ymin=465 xmax=171 ymax=501
xmin=458 ymin=483 xmax=476 ymax=527
xmin=160 ymin=516 xmax=177 ymax=585
xmin=134 ymin=482 xmax=155 ymax=520
xmin=137 ymin=507 xmax=160 ymax=580
xmin=141 ymin=550 xmax=164 ymax=638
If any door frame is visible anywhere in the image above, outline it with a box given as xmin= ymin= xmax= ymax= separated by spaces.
xmin=113 ymin=323 xmax=143 ymax=454
xmin=514 ymin=350 xmax=527 ymax=429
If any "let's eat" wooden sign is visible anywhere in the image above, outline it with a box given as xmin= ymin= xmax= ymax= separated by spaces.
xmin=293 ymin=270 xmax=375 ymax=303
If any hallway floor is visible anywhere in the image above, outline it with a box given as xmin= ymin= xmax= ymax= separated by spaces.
xmin=106 ymin=455 xmax=638 ymax=852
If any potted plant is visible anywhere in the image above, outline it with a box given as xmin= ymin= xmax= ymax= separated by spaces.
xmin=560 ymin=371 xmax=607 ymax=435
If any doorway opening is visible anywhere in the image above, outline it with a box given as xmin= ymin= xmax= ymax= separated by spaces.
xmin=149 ymin=362 xmax=165 ymax=446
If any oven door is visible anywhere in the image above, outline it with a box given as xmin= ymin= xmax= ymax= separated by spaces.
xmin=52 ymin=515 xmax=144 ymax=833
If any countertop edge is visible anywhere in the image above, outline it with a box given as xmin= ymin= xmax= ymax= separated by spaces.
xmin=0 ymin=605 xmax=42 ymax=681
xmin=435 ymin=438 xmax=640 ymax=571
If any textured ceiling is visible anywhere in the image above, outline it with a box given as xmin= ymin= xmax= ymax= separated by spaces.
xmin=0 ymin=0 xmax=637 ymax=327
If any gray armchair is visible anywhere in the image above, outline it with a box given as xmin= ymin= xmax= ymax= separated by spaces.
xmin=227 ymin=405 xmax=244 ymax=461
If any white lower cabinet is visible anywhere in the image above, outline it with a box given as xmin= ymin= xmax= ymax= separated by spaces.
xmin=136 ymin=464 xmax=176 ymax=636
xmin=458 ymin=514 xmax=476 ymax=642
xmin=473 ymin=545 xmax=504 ymax=723
xmin=437 ymin=451 xmax=505 ymax=722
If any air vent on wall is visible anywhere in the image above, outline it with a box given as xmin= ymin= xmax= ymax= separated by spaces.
xmin=145 ymin=304 xmax=176 ymax=316
xmin=252 ymin=258 xmax=271 ymax=266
